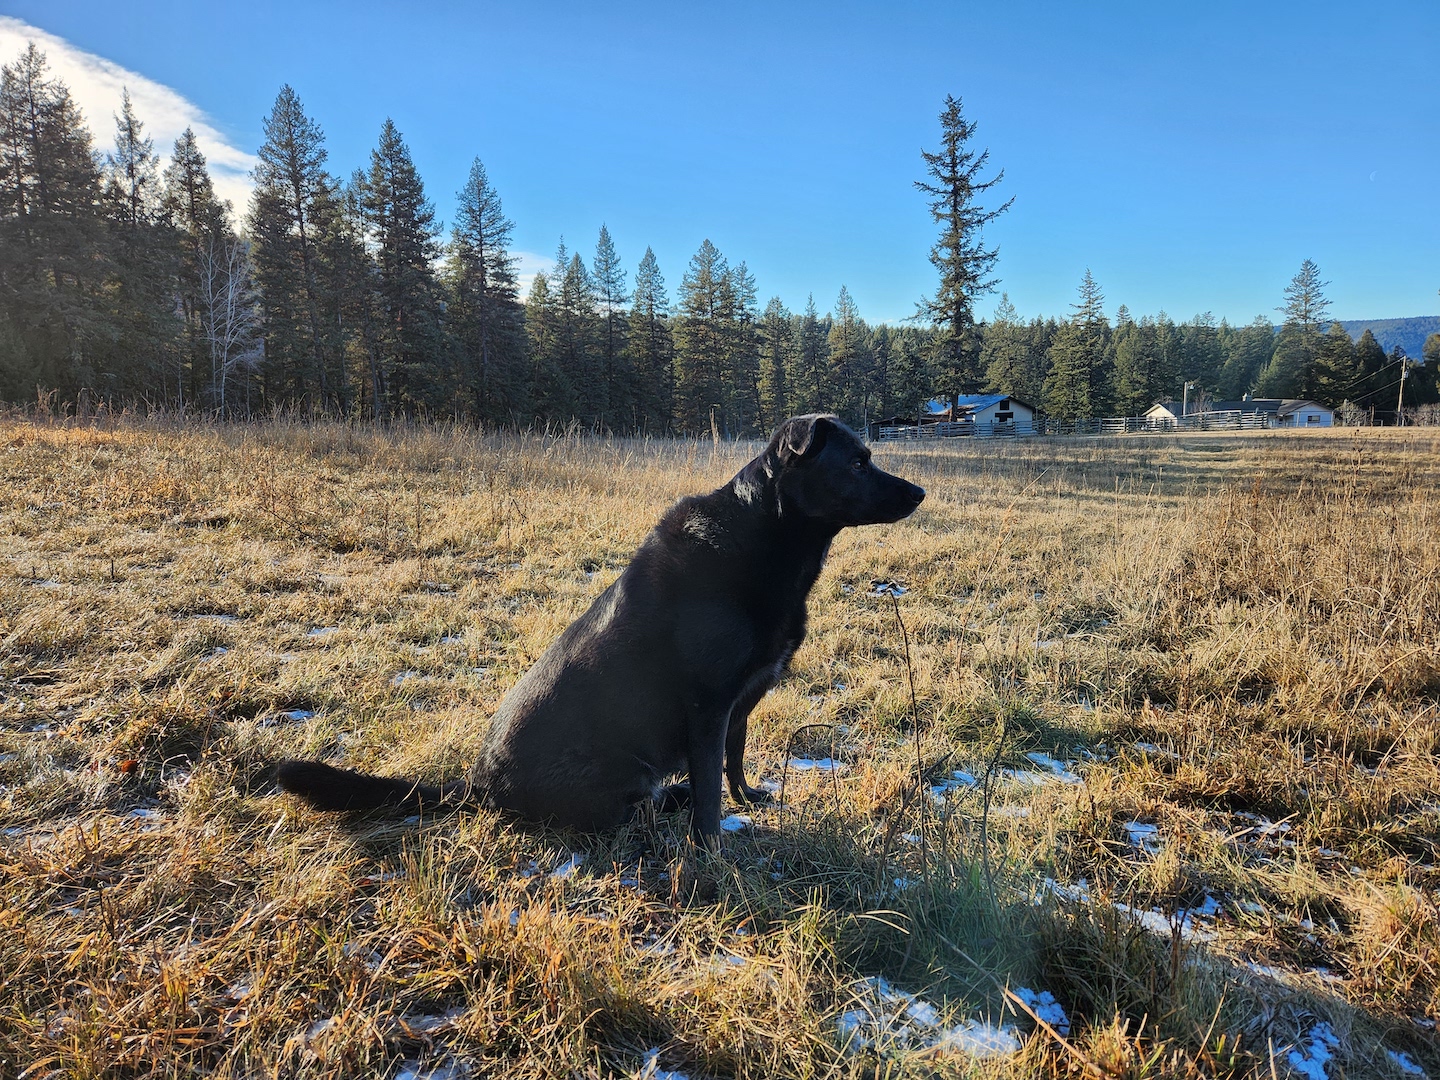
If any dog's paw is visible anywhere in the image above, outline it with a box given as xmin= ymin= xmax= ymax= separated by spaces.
xmin=732 ymin=783 xmax=774 ymax=806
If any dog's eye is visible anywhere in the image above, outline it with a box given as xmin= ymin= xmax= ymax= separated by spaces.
xmin=851 ymin=457 xmax=866 ymax=471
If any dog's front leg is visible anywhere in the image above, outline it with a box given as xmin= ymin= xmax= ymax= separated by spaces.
xmin=686 ymin=716 xmax=727 ymax=848
xmin=725 ymin=681 xmax=776 ymax=805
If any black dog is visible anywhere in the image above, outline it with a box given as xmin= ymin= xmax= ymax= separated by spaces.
xmin=277 ymin=414 xmax=924 ymax=844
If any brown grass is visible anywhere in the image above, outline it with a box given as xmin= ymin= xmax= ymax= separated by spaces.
xmin=2 ymin=417 xmax=1438 ymax=1078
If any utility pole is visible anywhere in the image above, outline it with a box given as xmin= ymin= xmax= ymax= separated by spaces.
xmin=1181 ymin=381 xmax=1197 ymax=419
xmin=1396 ymin=356 xmax=1410 ymax=427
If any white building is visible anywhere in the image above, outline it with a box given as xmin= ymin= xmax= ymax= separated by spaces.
xmin=1145 ymin=398 xmax=1334 ymax=428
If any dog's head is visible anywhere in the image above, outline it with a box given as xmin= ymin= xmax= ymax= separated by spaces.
xmin=762 ymin=414 xmax=925 ymax=527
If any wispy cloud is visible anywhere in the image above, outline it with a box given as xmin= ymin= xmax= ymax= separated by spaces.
xmin=0 ymin=17 xmax=256 ymax=215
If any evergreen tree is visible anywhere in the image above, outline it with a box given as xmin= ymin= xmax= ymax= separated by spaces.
xmin=163 ymin=128 xmax=226 ymax=404
xmin=757 ymin=296 xmax=791 ymax=429
xmin=888 ymin=326 xmax=935 ymax=417
xmin=869 ymin=323 xmax=895 ymax=418
xmin=248 ymin=85 xmax=337 ymax=409
xmin=673 ymin=239 xmax=731 ymax=433
xmin=0 ymin=44 xmax=108 ymax=401
xmin=1255 ymin=259 xmax=1330 ymax=398
xmin=448 ymin=156 xmax=525 ymax=423
xmin=103 ymin=90 xmax=159 ymax=228
xmin=524 ymin=270 xmax=568 ymax=420
xmin=1179 ymin=312 xmax=1223 ymax=389
xmin=827 ymin=285 xmax=871 ymax=423
xmin=553 ymin=248 xmax=600 ymax=424
xmin=915 ymin=94 xmax=1012 ymax=401
xmin=790 ymin=294 xmax=829 ymax=413
xmin=1044 ymin=270 xmax=1110 ymax=419
xmin=726 ymin=260 xmax=761 ymax=434
xmin=357 ymin=118 xmax=445 ymax=414
xmin=1312 ymin=321 xmax=1359 ymax=406
xmin=1111 ymin=313 xmax=1180 ymax=414
xmin=591 ymin=224 xmax=629 ymax=421
xmin=981 ymin=293 xmax=1034 ymax=399
xmin=630 ymin=246 xmax=673 ymax=431
xmin=101 ymin=91 xmax=180 ymax=402
xmin=1216 ymin=316 xmax=1274 ymax=398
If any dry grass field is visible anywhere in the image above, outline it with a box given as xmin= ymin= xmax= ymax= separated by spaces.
xmin=2 ymin=417 xmax=1438 ymax=1079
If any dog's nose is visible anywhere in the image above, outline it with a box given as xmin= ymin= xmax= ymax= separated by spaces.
xmin=908 ymin=483 xmax=925 ymax=505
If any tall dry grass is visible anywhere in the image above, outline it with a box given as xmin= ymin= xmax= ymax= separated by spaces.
xmin=2 ymin=417 xmax=1437 ymax=1078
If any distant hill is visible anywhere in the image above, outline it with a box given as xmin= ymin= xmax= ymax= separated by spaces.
xmin=1338 ymin=316 xmax=1439 ymax=359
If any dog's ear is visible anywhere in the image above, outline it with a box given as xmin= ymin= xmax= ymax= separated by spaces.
xmin=776 ymin=415 xmax=837 ymax=463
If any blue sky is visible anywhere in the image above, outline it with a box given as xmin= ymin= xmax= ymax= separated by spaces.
xmin=2 ymin=1 xmax=1436 ymax=325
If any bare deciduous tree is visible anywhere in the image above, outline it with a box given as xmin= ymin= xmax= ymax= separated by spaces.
xmin=198 ymin=228 xmax=262 ymax=414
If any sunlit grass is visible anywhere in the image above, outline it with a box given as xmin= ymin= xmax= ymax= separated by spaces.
xmin=2 ymin=417 xmax=1437 ymax=1078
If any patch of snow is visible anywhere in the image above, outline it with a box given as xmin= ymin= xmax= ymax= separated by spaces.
xmin=395 ymin=1061 xmax=469 ymax=1080
xmin=870 ymin=581 xmax=907 ymax=597
xmin=788 ymin=757 xmax=845 ymax=772
xmin=1285 ymin=1022 xmax=1339 ymax=1080
xmin=1024 ymin=752 xmax=1082 ymax=784
xmin=933 ymin=1019 xmax=1024 ymax=1057
xmin=391 ymin=671 xmax=422 ymax=686
xmin=1133 ymin=741 xmax=1178 ymax=759
xmin=835 ymin=976 xmax=1023 ymax=1060
xmin=638 ymin=1048 xmax=689 ymax=1080
xmin=401 ymin=1008 xmax=463 ymax=1035
xmin=304 ymin=1017 xmax=335 ymax=1042
xmin=1011 ymin=986 xmax=1070 ymax=1036
xmin=550 ymin=853 xmax=584 ymax=879
xmin=991 ymin=805 xmax=1031 ymax=819
xmin=719 ymin=814 xmax=752 ymax=833
xmin=358 ymin=870 xmax=403 ymax=885
xmin=1389 ymin=1050 xmax=1425 ymax=1075
xmin=306 ymin=626 xmax=338 ymax=638
xmin=1124 ymin=821 xmax=1163 ymax=855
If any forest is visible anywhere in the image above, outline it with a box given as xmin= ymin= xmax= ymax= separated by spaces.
xmin=2 ymin=43 xmax=1435 ymax=433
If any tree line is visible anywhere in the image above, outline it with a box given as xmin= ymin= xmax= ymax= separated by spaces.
xmin=2 ymin=45 xmax=1433 ymax=433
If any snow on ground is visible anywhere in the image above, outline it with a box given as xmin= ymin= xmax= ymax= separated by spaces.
xmin=833 ymin=976 xmax=1046 ymax=1061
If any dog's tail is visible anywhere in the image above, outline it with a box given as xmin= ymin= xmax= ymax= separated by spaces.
xmin=274 ymin=759 xmax=471 ymax=813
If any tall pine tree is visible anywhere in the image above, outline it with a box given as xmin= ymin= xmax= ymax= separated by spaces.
xmin=630 ymin=246 xmax=673 ymax=431
xmin=248 ymin=86 xmax=337 ymax=409
xmin=0 ymin=44 xmax=108 ymax=401
xmin=591 ymin=224 xmax=628 ymax=421
xmin=1044 ymin=270 xmax=1109 ymax=420
xmin=915 ymin=94 xmax=1012 ymax=402
xmin=357 ymin=119 xmax=444 ymax=414
xmin=1256 ymin=259 xmax=1330 ymax=398
xmin=448 ymin=157 xmax=525 ymax=423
